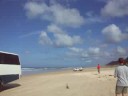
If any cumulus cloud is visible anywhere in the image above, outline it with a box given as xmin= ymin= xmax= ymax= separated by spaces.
xmin=47 ymin=24 xmax=64 ymax=34
xmin=86 ymin=16 xmax=103 ymax=24
xmin=39 ymin=25 xmax=83 ymax=47
xmin=69 ymin=47 xmax=83 ymax=53
xmin=103 ymin=51 xmax=111 ymax=57
xmin=47 ymin=24 xmax=83 ymax=47
xmin=116 ymin=46 xmax=127 ymax=56
xmin=88 ymin=47 xmax=100 ymax=56
xmin=24 ymin=2 xmax=49 ymax=18
xmin=101 ymin=0 xmax=128 ymax=17
xmin=85 ymin=11 xmax=104 ymax=24
xmin=67 ymin=47 xmax=84 ymax=58
xmin=54 ymin=34 xmax=83 ymax=47
xmin=102 ymin=24 xmax=126 ymax=43
xmin=66 ymin=46 xmax=126 ymax=65
xmin=81 ymin=52 xmax=89 ymax=58
xmin=68 ymin=47 xmax=102 ymax=58
xmin=39 ymin=32 xmax=53 ymax=45
xmin=24 ymin=2 xmax=85 ymax=27
xmin=67 ymin=45 xmax=128 ymax=65
xmin=24 ymin=1 xmax=84 ymax=47
xmin=125 ymin=27 xmax=128 ymax=33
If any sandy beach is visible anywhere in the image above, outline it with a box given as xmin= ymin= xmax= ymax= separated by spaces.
xmin=0 ymin=67 xmax=116 ymax=96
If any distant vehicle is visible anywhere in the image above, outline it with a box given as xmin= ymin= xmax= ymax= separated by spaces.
xmin=0 ymin=51 xmax=21 ymax=90
xmin=73 ymin=67 xmax=83 ymax=71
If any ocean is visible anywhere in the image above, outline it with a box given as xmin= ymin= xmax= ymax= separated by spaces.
xmin=21 ymin=67 xmax=72 ymax=75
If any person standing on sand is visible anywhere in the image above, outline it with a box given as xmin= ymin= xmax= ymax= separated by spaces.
xmin=114 ymin=58 xmax=128 ymax=96
xmin=97 ymin=64 xmax=100 ymax=74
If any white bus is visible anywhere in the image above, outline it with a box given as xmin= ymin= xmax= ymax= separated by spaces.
xmin=0 ymin=51 xmax=21 ymax=90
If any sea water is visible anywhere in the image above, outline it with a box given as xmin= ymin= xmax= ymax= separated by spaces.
xmin=21 ymin=67 xmax=71 ymax=75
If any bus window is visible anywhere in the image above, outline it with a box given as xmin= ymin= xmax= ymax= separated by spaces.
xmin=0 ymin=53 xmax=20 ymax=65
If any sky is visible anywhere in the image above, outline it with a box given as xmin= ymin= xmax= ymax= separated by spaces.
xmin=0 ymin=0 xmax=128 ymax=67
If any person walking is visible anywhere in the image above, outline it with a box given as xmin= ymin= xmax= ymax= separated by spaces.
xmin=114 ymin=58 xmax=128 ymax=96
xmin=97 ymin=64 xmax=101 ymax=74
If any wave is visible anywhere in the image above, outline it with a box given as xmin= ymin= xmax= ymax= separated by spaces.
xmin=21 ymin=67 xmax=71 ymax=75
xmin=22 ymin=67 xmax=69 ymax=71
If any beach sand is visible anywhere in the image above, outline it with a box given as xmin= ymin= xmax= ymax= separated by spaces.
xmin=0 ymin=67 xmax=116 ymax=96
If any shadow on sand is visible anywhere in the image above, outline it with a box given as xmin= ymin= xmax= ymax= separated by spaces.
xmin=0 ymin=83 xmax=21 ymax=92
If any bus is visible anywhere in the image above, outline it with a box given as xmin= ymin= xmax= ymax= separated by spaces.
xmin=0 ymin=51 xmax=21 ymax=90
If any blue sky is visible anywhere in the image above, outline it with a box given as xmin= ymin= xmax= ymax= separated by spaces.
xmin=0 ymin=0 xmax=128 ymax=67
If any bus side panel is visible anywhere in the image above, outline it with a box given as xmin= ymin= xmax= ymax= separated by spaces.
xmin=0 ymin=64 xmax=21 ymax=75
xmin=0 ymin=75 xmax=19 ymax=84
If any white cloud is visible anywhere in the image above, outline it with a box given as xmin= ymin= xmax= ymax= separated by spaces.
xmin=103 ymin=51 xmax=111 ymax=57
xmin=24 ymin=2 xmax=85 ymax=27
xmin=125 ymin=27 xmax=128 ymax=33
xmin=68 ymin=47 xmax=101 ymax=58
xmin=67 ymin=47 xmax=88 ymax=58
xmin=69 ymin=47 xmax=83 ymax=53
xmin=101 ymin=0 xmax=128 ymax=17
xmin=51 ymin=4 xmax=85 ymax=27
xmin=67 ymin=45 xmax=128 ymax=65
xmin=67 ymin=47 xmax=85 ymax=58
xmin=39 ymin=25 xmax=83 ymax=47
xmin=85 ymin=11 xmax=104 ymax=23
xmin=47 ymin=24 xmax=64 ymax=34
xmin=102 ymin=24 xmax=125 ymax=43
xmin=81 ymin=52 xmax=89 ymax=58
xmin=54 ymin=34 xmax=83 ymax=47
xmin=86 ymin=16 xmax=103 ymax=24
xmin=25 ymin=2 xmax=85 ymax=47
xmin=67 ymin=46 xmax=114 ymax=65
xmin=88 ymin=47 xmax=100 ymax=56
xmin=39 ymin=32 xmax=53 ymax=45
xmin=116 ymin=46 xmax=127 ymax=56
xmin=66 ymin=46 xmax=123 ymax=65
xmin=100 ymin=43 xmax=108 ymax=48
xmin=24 ymin=2 xmax=49 ymax=18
